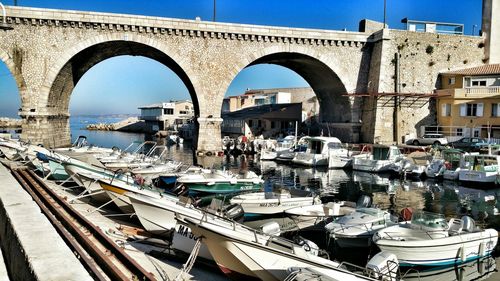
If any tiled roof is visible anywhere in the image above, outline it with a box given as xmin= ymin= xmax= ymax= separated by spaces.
xmin=441 ymin=64 xmax=500 ymax=76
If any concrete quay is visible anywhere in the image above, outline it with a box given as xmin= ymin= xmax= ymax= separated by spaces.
xmin=0 ymin=163 xmax=92 ymax=281
xmin=0 ymin=161 xmax=227 ymax=280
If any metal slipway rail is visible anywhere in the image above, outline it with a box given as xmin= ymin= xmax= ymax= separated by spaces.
xmin=11 ymin=168 xmax=156 ymax=281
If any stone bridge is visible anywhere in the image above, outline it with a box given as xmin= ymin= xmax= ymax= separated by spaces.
xmin=0 ymin=6 xmax=487 ymax=151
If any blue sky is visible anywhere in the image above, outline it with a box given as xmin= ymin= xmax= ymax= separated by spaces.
xmin=0 ymin=0 xmax=482 ymax=116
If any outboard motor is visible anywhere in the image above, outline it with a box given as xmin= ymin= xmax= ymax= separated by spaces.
xmin=260 ymin=221 xmax=281 ymax=236
xmin=366 ymin=251 xmax=399 ymax=281
xmin=356 ymin=195 xmax=372 ymax=208
xmin=461 ymin=216 xmax=476 ymax=232
xmin=223 ymin=203 xmax=244 ymax=222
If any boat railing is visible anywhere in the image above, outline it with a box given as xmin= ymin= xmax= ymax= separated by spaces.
xmin=338 ymin=259 xmax=401 ymax=281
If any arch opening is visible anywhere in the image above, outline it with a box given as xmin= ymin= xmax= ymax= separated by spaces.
xmin=0 ymin=60 xmax=21 ymax=119
xmin=47 ymin=41 xmax=199 ymax=116
xmin=224 ymin=52 xmax=352 ymax=140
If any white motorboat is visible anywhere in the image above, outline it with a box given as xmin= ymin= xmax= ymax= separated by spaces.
xmin=97 ymin=175 xmax=178 ymax=213
xmin=292 ymin=137 xmax=347 ymax=167
xmin=127 ymin=192 xmax=242 ymax=261
xmin=176 ymin=168 xmax=263 ymax=194
xmin=373 ymin=211 xmax=498 ymax=267
xmin=0 ymin=138 xmax=27 ymax=160
xmin=425 ymin=149 xmax=468 ymax=180
xmin=229 ymin=189 xmax=321 ymax=216
xmin=325 ymin=207 xmax=398 ymax=248
xmin=260 ymin=136 xmax=296 ymax=160
xmin=458 ymin=154 xmax=500 ymax=185
xmin=184 ymin=213 xmax=399 ymax=281
xmin=352 ymin=145 xmax=403 ymax=173
xmin=284 ymin=202 xmax=355 ymax=229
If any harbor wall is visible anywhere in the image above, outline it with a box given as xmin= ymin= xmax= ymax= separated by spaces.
xmin=363 ymin=29 xmax=485 ymax=144
xmin=0 ymin=164 xmax=92 ymax=281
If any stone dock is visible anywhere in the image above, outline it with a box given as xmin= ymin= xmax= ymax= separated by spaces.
xmin=0 ymin=162 xmax=227 ymax=281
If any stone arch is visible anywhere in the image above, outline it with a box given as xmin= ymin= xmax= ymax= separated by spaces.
xmin=41 ymin=34 xmax=200 ymax=116
xmin=223 ymin=45 xmax=352 ymax=124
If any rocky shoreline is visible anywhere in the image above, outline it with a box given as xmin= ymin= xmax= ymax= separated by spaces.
xmin=0 ymin=118 xmax=22 ymax=128
xmin=85 ymin=117 xmax=147 ymax=132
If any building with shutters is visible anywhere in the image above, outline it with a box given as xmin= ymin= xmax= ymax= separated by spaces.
xmin=435 ymin=64 xmax=500 ymax=138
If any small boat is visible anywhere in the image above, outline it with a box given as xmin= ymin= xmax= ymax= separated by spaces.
xmin=260 ymin=136 xmax=296 ymax=161
xmin=284 ymin=202 xmax=355 ymax=230
xmin=373 ymin=211 xmax=498 ymax=267
xmin=324 ymin=207 xmax=398 ymax=248
xmin=458 ymin=154 xmax=500 ymax=185
xmin=352 ymin=145 xmax=404 ymax=173
xmin=229 ymin=189 xmax=321 ymax=216
xmin=97 ymin=176 xmax=178 ymax=213
xmin=175 ymin=168 xmax=263 ymax=194
xmin=184 ymin=213 xmax=399 ymax=281
xmin=425 ymin=149 xmax=467 ymax=180
xmin=292 ymin=137 xmax=347 ymax=167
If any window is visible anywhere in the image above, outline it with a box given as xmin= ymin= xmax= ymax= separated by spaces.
xmin=471 ymin=80 xmax=487 ymax=87
xmin=257 ymin=120 xmax=262 ymax=127
xmin=248 ymin=120 xmax=253 ymax=127
xmin=163 ymin=108 xmax=174 ymax=115
xmin=448 ymin=77 xmax=455 ymax=85
xmin=441 ymin=104 xmax=451 ymax=116
xmin=460 ymin=103 xmax=483 ymax=117
xmin=492 ymin=103 xmax=500 ymax=117
xmin=456 ymin=128 xmax=463 ymax=136
xmin=473 ymin=130 xmax=480 ymax=137
xmin=271 ymin=121 xmax=275 ymax=129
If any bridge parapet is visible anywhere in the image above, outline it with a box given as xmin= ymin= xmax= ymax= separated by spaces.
xmin=3 ymin=6 xmax=370 ymax=46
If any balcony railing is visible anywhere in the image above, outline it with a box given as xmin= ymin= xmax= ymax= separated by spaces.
xmin=436 ymin=87 xmax=500 ymax=99
xmin=465 ymin=87 xmax=500 ymax=94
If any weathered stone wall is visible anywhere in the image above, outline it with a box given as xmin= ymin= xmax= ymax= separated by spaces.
xmin=0 ymin=6 xmax=370 ymax=150
xmin=21 ymin=115 xmax=70 ymax=148
xmin=363 ymin=29 xmax=485 ymax=144
xmin=0 ymin=6 xmax=487 ymax=149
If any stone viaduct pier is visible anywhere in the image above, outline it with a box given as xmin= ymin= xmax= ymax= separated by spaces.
xmin=0 ymin=5 xmax=490 ymax=151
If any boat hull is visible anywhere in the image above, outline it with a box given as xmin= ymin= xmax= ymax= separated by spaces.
xmin=186 ymin=220 xmax=368 ymax=281
xmin=352 ymin=158 xmax=398 ymax=173
xmin=184 ymin=182 xmax=261 ymax=194
xmin=375 ymin=229 xmax=498 ymax=267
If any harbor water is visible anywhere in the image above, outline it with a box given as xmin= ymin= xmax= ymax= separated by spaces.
xmin=70 ymin=117 xmax=500 ymax=280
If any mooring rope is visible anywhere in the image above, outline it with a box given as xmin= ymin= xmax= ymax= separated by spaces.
xmin=174 ymin=237 xmax=203 ymax=281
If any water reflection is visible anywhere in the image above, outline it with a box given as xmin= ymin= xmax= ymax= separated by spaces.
xmin=70 ymin=125 xmax=500 ymax=277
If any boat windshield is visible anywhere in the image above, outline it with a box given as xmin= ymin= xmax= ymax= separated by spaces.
xmin=327 ymin=142 xmax=342 ymax=149
xmin=411 ymin=211 xmax=447 ymax=230
xmin=357 ymin=208 xmax=385 ymax=218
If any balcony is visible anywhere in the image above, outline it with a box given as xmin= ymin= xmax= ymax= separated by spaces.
xmin=436 ymin=87 xmax=500 ymax=99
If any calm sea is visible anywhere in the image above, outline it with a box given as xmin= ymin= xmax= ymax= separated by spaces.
xmin=70 ymin=116 xmax=500 ymax=279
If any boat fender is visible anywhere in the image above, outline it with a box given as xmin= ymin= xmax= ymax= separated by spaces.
xmin=400 ymin=207 xmax=413 ymax=222
xmin=366 ymin=251 xmax=399 ymax=280
xmin=460 ymin=246 xmax=466 ymax=262
xmin=479 ymin=242 xmax=486 ymax=257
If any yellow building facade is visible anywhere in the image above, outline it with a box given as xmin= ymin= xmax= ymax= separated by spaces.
xmin=436 ymin=64 xmax=500 ymax=138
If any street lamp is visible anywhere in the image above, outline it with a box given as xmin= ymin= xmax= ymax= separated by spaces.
xmin=0 ymin=2 xmax=13 ymax=30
